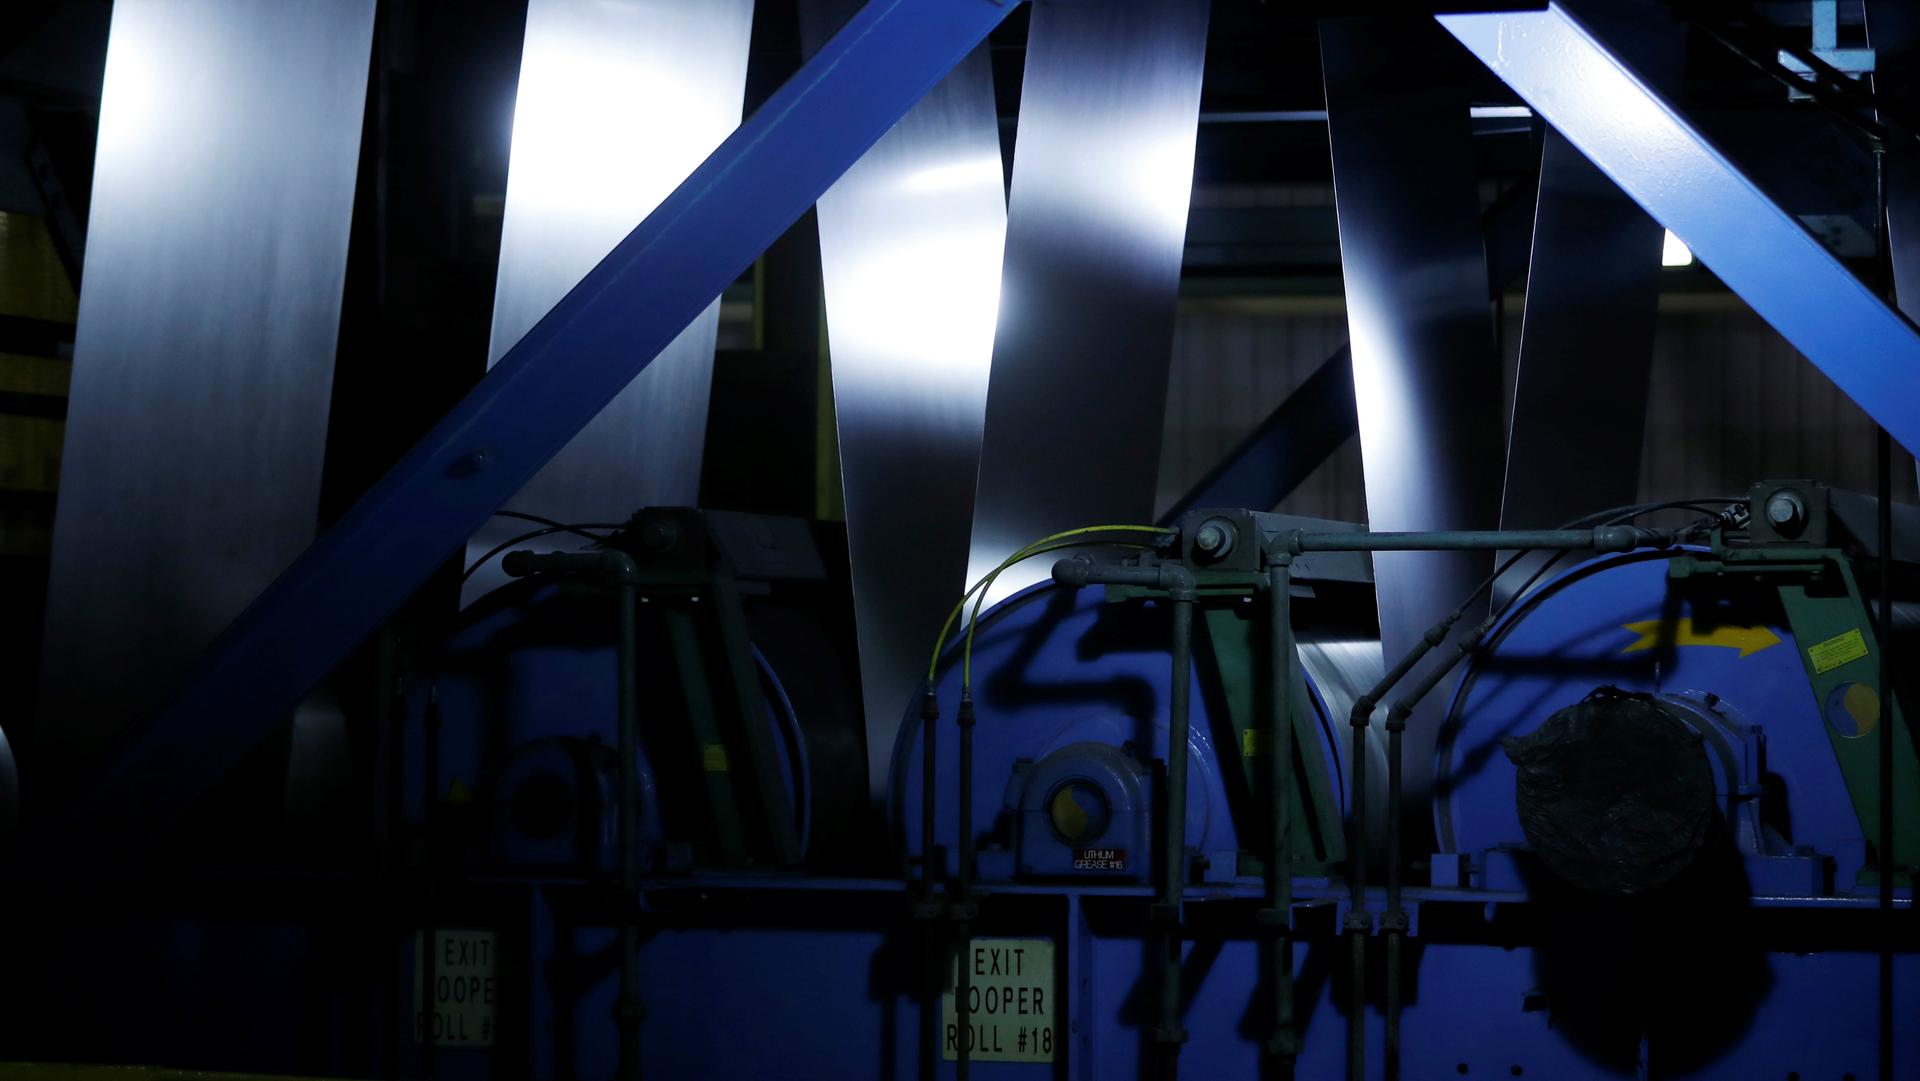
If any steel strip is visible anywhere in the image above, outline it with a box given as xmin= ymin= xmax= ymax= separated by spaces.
xmin=1440 ymin=0 xmax=1920 ymax=459
xmin=465 ymin=0 xmax=755 ymax=600
xmin=34 ymin=0 xmax=375 ymax=779
xmin=1496 ymin=125 xmax=1665 ymax=602
xmin=1163 ymin=174 xmax=1549 ymax=524
xmin=45 ymin=0 xmax=1022 ymax=861
xmin=967 ymin=0 xmax=1210 ymax=596
xmin=800 ymin=2 xmax=1006 ymax=795
xmin=1321 ymin=17 xmax=1506 ymax=831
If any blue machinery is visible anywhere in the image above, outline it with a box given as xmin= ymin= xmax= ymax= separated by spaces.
xmin=9 ymin=1 xmax=1920 ymax=1079
xmin=373 ymin=484 xmax=1917 ymax=1079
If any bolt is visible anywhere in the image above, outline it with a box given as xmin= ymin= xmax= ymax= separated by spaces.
xmin=1193 ymin=517 xmax=1236 ymax=561
xmin=639 ymin=519 xmax=681 ymax=553
xmin=1764 ymin=489 xmax=1808 ymax=536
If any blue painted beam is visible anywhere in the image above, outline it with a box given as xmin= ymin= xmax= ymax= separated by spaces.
xmin=1158 ymin=344 xmax=1356 ymax=525
xmin=43 ymin=0 xmax=1022 ymax=861
xmin=1441 ymin=0 xmax=1920 ymax=458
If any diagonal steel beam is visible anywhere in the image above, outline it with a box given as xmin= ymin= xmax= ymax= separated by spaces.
xmin=43 ymin=0 xmax=1022 ymax=861
xmin=1441 ymin=0 xmax=1920 ymax=458
xmin=1159 ymin=343 xmax=1357 ymax=525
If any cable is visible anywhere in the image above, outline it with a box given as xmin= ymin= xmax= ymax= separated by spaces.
xmin=962 ymin=539 xmax=1164 ymax=690
xmin=493 ymin=508 xmax=621 ymax=543
xmin=924 ymin=525 xmax=1175 ymax=683
xmin=462 ymin=521 xmax=623 ymax=583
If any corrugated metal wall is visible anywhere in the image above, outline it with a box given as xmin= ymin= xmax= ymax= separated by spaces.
xmin=1157 ymin=292 xmax=1920 ymax=523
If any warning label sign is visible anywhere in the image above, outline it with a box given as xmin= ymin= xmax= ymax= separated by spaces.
xmin=1809 ymin=627 xmax=1871 ymax=674
xmin=942 ymin=938 xmax=1057 ymax=1063
xmin=413 ymin=929 xmax=496 ymax=1047
xmin=1073 ymin=847 xmax=1126 ymax=871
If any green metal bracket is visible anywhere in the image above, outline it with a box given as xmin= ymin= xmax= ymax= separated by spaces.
xmin=1676 ymin=541 xmax=1920 ymax=881
xmin=1201 ymin=602 xmax=1346 ymax=875
xmin=1096 ymin=576 xmax=1345 ymax=874
xmin=662 ymin=604 xmax=752 ymax=865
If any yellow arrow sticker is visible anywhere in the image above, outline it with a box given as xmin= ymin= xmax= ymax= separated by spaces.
xmin=1619 ymin=618 xmax=1782 ymax=658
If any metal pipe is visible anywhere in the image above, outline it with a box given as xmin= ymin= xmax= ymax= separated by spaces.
xmin=917 ymin=688 xmax=940 ymax=1079
xmin=956 ymin=690 xmax=977 ymax=1080
xmin=615 ymin=571 xmax=642 ymax=1081
xmin=1383 ymin=714 xmax=1406 ymax=1081
xmin=1265 ymin=559 xmax=1297 ymax=1075
xmin=421 ymin=687 xmax=441 ymax=1080
xmin=1345 ymin=715 xmax=1367 ymax=1081
xmin=1373 ymin=612 xmax=1507 ymax=1081
xmin=1159 ymin=581 xmax=1197 ymax=1078
xmin=1286 ymin=526 xmax=1667 ymax=554
xmin=1879 ymin=427 xmax=1896 ymax=1081
xmin=502 ymin=550 xmax=646 ymax=1074
xmin=1875 ymin=143 xmax=1898 ymax=1081
xmin=921 ymin=689 xmax=940 ymax=893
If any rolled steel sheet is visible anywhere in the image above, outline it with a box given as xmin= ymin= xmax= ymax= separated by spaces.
xmin=1497 ymin=125 xmax=1664 ymax=603
xmin=967 ymin=0 xmax=1210 ymax=599
xmin=466 ymin=0 xmax=754 ymax=599
xmin=36 ymin=0 xmax=375 ymax=777
xmin=1321 ymin=18 xmax=1505 ymax=835
xmin=799 ymin=2 xmax=1007 ymax=795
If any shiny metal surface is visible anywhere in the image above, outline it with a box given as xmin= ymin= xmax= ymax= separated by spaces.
xmin=1297 ymin=633 xmax=1387 ymax=829
xmin=466 ymin=0 xmax=754 ymax=599
xmin=0 ymin=722 xmax=16 ymax=836
xmin=1441 ymin=1 xmax=1920 ymax=458
xmin=1321 ymin=18 xmax=1505 ymax=827
xmin=1496 ymin=125 xmax=1664 ymax=602
xmin=49 ymin=0 xmax=1020 ymax=861
xmin=967 ymin=0 xmax=1209 ymax=599
xmin=36 ymin=0 xmax=375 ymax=774
xmin=800 ymin=1 xmax=1006 ymax=795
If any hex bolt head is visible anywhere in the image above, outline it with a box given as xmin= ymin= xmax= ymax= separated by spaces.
xmin=1193 ymin=516 xmax=1237 ymax=561
xmin=1764 ymin=489 xmax=1808 ymax=536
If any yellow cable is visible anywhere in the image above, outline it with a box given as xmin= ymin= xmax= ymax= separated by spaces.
xmin=925 ymin=524 xmax=1169 ymax=682
xmin=921 ymin=523 xmax=1173 ymax=688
